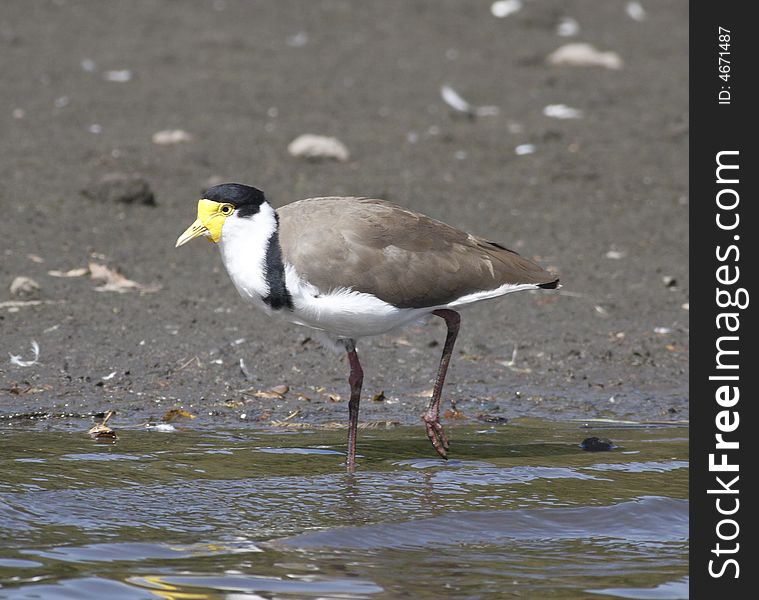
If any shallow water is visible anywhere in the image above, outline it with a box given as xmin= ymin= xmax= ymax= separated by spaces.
xmin=0 ymin=419 xmax=688 ymax=599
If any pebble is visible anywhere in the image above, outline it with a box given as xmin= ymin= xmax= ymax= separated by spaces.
xmin=556 ymin=17 xmax=580 ymax=37
xmin=547 ymin=43 xmax=623 ymax=70
xmin=81 ymin=173 xmax=156 ymax=206
xmin=543 ymin=104 xmax=583 ymax=119
xmin=288 ymin=134 xmax=350 ymax=162
xmin=10 ymin=276 xmax=41 ymax=300
xmin=490 ymin=0 xmax=522 ymax=19
xmin=152 ymin=129 xmax=193 ymax=145
xmin=625 ymin=2 xmax=646 ymax=22
xmin=515 ymin=143 xmax=536 ymax=155
xmin=104 ymin=69 xmax=132 ymax=82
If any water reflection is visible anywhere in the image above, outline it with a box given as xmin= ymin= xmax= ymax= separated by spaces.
xmin=0 ymin=419 xmax=688 ymax=598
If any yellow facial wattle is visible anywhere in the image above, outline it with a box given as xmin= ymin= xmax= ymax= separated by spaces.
xmin=175 ymin=200 xmax=234 ymax=247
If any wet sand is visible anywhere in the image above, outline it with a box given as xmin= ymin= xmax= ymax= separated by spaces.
xmin=1 ymin=1 xmax=688 ymax=428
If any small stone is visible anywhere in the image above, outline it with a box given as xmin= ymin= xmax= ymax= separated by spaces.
xmin=104 ymin=69 xmax=132 ymax=82
xmin=625 ymin=1 xmax=646 ymax=22
xmin=152 ymin=129 xmax=193 ymax=145
xmin=547 ymin=43 xmax=623 ymax=69
xmin=287 ymin=134 xmax=350 ymax=162
xmin=490 ymin=0 xmax=522 ymax=19
xmin=515 ymin=143 xmax=536 ymax=155
xmin=543 ymin=104 xmax=583 ymax=119
xmin=81 ymin=173 xmax=156 ymax=206
xmin=10 ymin=276 xmax=41 ymax=299
xmin=580 ymin=437 xmax=614 ymax=452
xmin=556 ymin=17 xmax=580 ymax=37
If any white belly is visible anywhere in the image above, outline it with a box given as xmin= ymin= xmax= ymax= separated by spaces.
xmin=282 ymin=265 xmax=431 ymax=338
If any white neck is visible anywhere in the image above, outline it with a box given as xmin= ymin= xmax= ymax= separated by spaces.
xmin=218 ymin=202 xmax=278 ymax=304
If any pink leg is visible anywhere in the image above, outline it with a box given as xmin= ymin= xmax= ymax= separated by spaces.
xmin=422 ymin=309 xmax=461 ymax=459
xmin=345 ymin=340 xmax=363 ymax=473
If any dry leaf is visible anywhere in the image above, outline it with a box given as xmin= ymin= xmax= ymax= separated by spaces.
xmin=269 ymin=420 xmax=312 ymax=429
xmin=270 ymin=384 xmax=289 ymax=396
xmin=371 ymin=391 xmax=386 ymax=402
xmin=88 ymin=410 xmax=117 ymax=440
xmin=89 ymin=262 xmax=161 ymax=293
xmin=328 ymin=394 xmax=342 ymax=402
xmin=283 ymin=409 xmax=301 ymax=421
xmin=444 ymin=409 xmax=467 ymax=420
xmin=162 ymin=408 xmax=196 ymax=422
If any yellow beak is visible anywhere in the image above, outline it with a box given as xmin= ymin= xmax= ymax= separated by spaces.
xmin=175 ymin=200 xmax=227 ymax=247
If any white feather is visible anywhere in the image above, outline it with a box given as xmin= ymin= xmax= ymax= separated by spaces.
xmin=218 ymin=203 xmax=277 ymax=312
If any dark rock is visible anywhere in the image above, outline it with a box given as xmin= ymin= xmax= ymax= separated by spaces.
xmin=580 ymin=437 xmax=614 ymax=452
xmin=82 ymin=173 xmax=156 ymax=206
xmin=476 ymin=414 xmax=509 ymax=424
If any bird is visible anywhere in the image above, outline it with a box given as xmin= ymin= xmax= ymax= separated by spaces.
xmin=176 ymin=183 xmax=559 ymax=472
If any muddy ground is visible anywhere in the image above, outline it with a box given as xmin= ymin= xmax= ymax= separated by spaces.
xmin=1 ymin=1 xmax=688 ymax=431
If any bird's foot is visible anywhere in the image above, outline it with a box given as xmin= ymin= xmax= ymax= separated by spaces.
xmin=422 ymin=411 xmax=449 ymax=459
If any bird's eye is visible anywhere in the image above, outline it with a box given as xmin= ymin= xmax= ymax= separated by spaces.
xmin=220 ymin=204 xmax=234 ymax=215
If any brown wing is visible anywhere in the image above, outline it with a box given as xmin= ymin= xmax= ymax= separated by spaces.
xmin=277 ymin=197 xmax=558 ymax=309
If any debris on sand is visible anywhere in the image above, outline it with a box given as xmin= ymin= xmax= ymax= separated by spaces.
xmin=1 ymin=300 xmax=62 ymax=312
xmin=477 ymin=414 xmax=509 ymax=424
xmin=444 ymin=408 xmax=467 ymax=420
xmin=88 ymin=410 xmax=117 ymax=440
xmin=581 ymin=437 xmax=614 ymax=452
xmin=103 ymin=69 xmax=132 ymax=82
xmin=440 ymin=85 xmax=500 ymax=118
xmin=146 ymin=423 xmax=176 ymax=432
xmin=9 ymin=340 xmax=40 ymax=367
xmin=269 ymin=419 xmax=399 ymax=430
xmin=239 ymin=358 xmax=254 ymax=381
xmin=490 ymin=0 xmax=522 ymax=19
xmin=48 ymin=267 xmax=89 ymax=278
xmin=162 ymin=408 xmax=196 ymax=422
xmin=547 ymin=43 xmax=623 ymax=70
xmin=10 ymin=276 xmax=41 ymax=299
xmin=287 ymin=134 xmax=350 ymax=162
xmin=543 ymin=104 xmax=583 ymax=120
xmin=283 ymin=409 xmax=301 ymax=421
xmin=625 ymin=1 xmax=646 ymax=22
xmin=81 ymin=173 xmax=156 ymax=206
xmin=89 ymin=262 xmax=161 ymax=294
xmin=515 ymin=143 xmax=535 ymax=155
xmin=246 ymin=385 xmax=289 ymax=399
xmin=152 ymin=129 xmax=193 ymax=145
xmin=556 ymin=16 xmax=580 ymax=37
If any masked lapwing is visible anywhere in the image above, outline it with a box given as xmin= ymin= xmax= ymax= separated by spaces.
xmin=176 ymin=183 xmax=559 ymax=472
